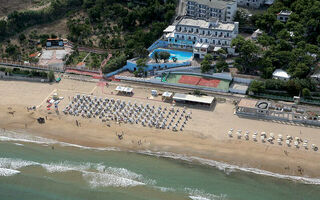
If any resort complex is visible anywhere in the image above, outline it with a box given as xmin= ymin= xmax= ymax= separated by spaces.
xmin=1 ymin=1 xmax=320 ymax=198
xmin=163 ymin=16 xmax=239 ymax=58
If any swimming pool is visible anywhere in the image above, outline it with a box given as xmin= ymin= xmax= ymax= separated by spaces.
xmin=149 ymin=48 xmax=193 ymax=61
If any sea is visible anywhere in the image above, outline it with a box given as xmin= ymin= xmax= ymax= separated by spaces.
xmin=0 ymin=130 xmax=320 ymax=200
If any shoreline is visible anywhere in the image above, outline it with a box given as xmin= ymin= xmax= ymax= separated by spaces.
xmin=1 ymin=128 xmax=320 ymax=185
xmin=0 ymin=79 xmax=320 ymax=182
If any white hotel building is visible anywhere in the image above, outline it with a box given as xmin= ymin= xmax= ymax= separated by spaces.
xmin=163 ymin=16 xmax=239 ymax=58
xmin=184 ymin=0 xmax=237 ymax=22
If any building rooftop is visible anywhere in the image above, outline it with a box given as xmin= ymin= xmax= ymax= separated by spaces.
xmin=272 ymin=69 xmax=291 ymax=79
xmin=237 ymin=99 xmax=258 ymax=109
xmin=164 ymin=25 xmax=176 ymax=33
xmin=278 ymin=10 xmax=292 ymax=16
xmin=173 ymin=93 xmax=215 ymax=104
xmin=187 ymin=0 xmax=236 ymax=9
xmin=178 ymin=17 xmax=236 ymax=31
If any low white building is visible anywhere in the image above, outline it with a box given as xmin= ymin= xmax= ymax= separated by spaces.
xmin=272 ymin=69 xmax=291 ymax=81
xmin=163 ymin=16 xmax=239 ymax=58
xmin=184 ymin=0 xmax=237 ymax=22
xmin=277 ymin=10 xmax=292 ymax=23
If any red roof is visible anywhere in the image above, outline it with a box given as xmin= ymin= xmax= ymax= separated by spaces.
xmin=29 ymin=53 xmax=37 ymax=58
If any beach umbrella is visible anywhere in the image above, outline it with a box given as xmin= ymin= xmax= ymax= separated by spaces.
xmin=245 ymin=131 xmax=249 ymax=140
xmin=237 ymin=131 xmax=242 ymax=139
xmin=252 ymin=134 xmax=257 ymax=141
xmin=277 ymin=138 xmax=282 ymax=145
xmin=270 ymin=133 xmax=274 ymax=139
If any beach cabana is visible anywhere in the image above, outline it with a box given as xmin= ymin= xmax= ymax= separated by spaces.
xmin=115 ymin=86 xmax=125 ymax=92
xmin=115 ymin=86 xmax=133 ymax=95
xmin=162 ymin=91 xmax=173 ymax=102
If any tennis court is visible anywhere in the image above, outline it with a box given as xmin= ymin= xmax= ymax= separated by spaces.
xmin=164 ymin=73 xmax=230 ymax=91
xmin=198 ymin=78 xmax=221 ymax=88
xmin=178 ymin=75 xmax=201 ymax=85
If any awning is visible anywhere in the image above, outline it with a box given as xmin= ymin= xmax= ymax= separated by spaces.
xmin=162 ymin=92 xmax=173 ymax=98
xmin=124 ymin=87 xmax=133 ymax=93
xmin=173 ymin=93 xmax=214 ymax=104
xmin=115 ymin=86 xmax=125 ymax=92
xmin=214 ymin=47 xmax=222 ymax=52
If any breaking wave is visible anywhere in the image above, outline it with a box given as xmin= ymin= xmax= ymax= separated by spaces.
xmin=186 ymin=188 xmax=226 ymax=200
xmin=0 ymin=157 xmax=154 ymax=188
xmin=0 ymin=168 xmax=20 ymax=176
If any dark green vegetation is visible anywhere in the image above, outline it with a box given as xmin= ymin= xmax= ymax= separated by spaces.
xmin=0 ymin=0 xmax=83 ymax=41
xmin=0 ymin=67 xmax=51 ymax=80
xmin=236 ymin=0 xmax=320 ymax=98
xmin=200 ymin=51 xmax=229 ymax=73
xmin=67 ymin=0 xmax=176 ymax=72
xmin=0 ymin=0 xmax=176 ymax=73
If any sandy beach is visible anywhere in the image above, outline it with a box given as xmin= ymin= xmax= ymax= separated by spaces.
xmin=0 ymin=78 xmax=320 ymax=179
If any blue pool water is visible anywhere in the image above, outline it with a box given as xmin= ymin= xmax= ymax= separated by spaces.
xmin=149 ymin=48 xmax=193 ymax=61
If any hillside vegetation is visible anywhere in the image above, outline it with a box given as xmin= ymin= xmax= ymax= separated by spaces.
xmin=245 ymin=0 xmax=320 ymax=97
xmin=0 ymin=0 xmax=176 ymax=72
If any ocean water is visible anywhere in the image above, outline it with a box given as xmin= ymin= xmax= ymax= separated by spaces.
xmin=1 ymin=131 xmax=320 ymax=200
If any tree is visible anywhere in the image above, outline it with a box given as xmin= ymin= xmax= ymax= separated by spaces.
xmin=48 ymin=71 xmax=55 ymax=82
xmin=19 ymin=34 xmax=26 ymax=42
xmin=231 ymin=36 xmax=260 ymax=73
xmin=288 ymin=63 xmax=310 ymax=79
xmin=159 ymin=51 xmax=170 ymax=63
xmin=249 ymin=80 xmax=265 ymax=94
xmin=203 ymin=54 xmax=214 ymax=62
xmin=302 ymin=88 xmax=311 ymax=97
xmin=216 ymin=59 xmax=229 ymax=72
xmin=136 ymin=58 xmax=147 ymax=68
xmin=201 ymin=60 xmax=211 ymax=73
xmin=152 ymin=51 xmax=160 ymax=63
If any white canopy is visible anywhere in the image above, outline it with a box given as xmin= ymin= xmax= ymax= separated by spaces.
xmin=173 ymin=93 xmax=214 ymax=105
xmin=272 ymin=69 xmax=291 ymax=79
xmin=115 ymin=86 xmax=125 ymax=92
xmin=115 ymin=86 xmax=133 ymax=93
xmin=162 ymin=92 xmax=173 ymax=98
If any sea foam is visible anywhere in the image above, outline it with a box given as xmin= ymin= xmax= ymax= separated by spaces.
xmin=0 ymin=156 xmax=154 ymax=188
xmin=0 ymin=168 xmax=20 ymax=176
